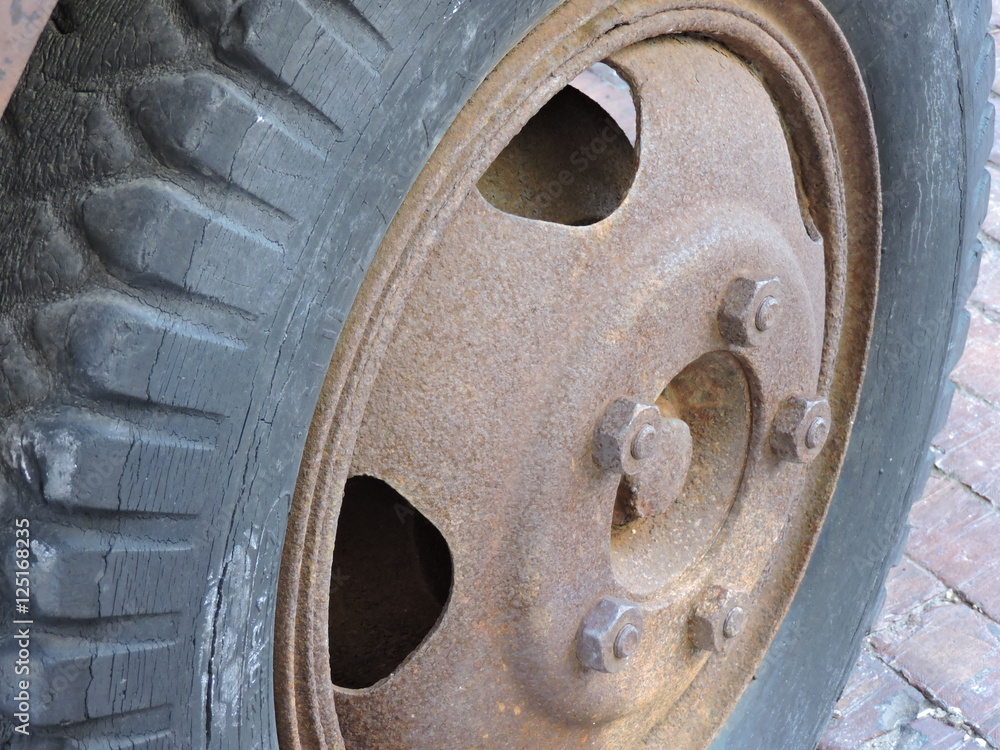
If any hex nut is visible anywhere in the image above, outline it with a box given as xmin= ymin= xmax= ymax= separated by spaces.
xmin=770 ymin=396 xmax=832 ymax=463
xmin=593 ymin=398 xmax=662 ymax=476
xmin=718 ymin=277 xmax=782 ymax=347
xmin=577 ymin=596 xmax=644 ymax=673
xmin=689 ymin=586 xmax=750 ymax=653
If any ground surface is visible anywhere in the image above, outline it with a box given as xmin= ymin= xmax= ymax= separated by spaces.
xmin=816 ymin=15 xmax=1000 ymax=750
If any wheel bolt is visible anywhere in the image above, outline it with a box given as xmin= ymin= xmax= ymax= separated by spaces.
xmin=631 ymin=423 xmax=657 ymax=460
xmin=690 ymin=586 xmax=750 ymax=654
xmin=614 ymin=623 xmax=641 ymax=659
xmin=805 ymin=416 xmax=829 ymax=450
xmin=755 ymin=296 xmax=780 ymax=332
xmin=718 ymin=276 xmax=782 ymax=347
xmin=771 ymin=396 xmax=832 ymax=463
xmin=577 ymin=596 xmax=644 ymax=673
xmin=723 ymin=607 xmax=747 ymax=639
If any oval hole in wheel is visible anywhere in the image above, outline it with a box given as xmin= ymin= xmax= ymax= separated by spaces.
xmin=477 ymin=61 xmax=638 ymax=225
xmin=328 ymin=476 xmax=453 ymax=689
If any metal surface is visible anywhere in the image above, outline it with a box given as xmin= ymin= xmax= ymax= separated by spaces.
xmin=275 ymin=1 xmax=881 ymax=748
xmin=722 ymin=607 xmax=747 ymax=640
xmin=594 ymin=397 xmax=694 ymax=525
xmin=614 ymin=623 xmax=641 ymax=659
xmin=755 ymin=296 xmax=781 ymax=333
xmin=616 ymin=414 xmax=693 ymax=525
xmin=0 ymin=0 xmax=56 ymax=118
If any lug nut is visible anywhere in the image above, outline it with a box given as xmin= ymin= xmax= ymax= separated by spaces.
xmin=718 ymin=276 xmax=782 ymax=347
xmin=593 ymin=398 xmax=662 ymax=476
xmin=577 ymin=596 xmax=644 ymax=673
xmin=690 ymin=586 xmax=750 ymax=653
xmin=595 ymin=398 xmax=693 ymax=525
xmin=771 ymin=396 xmax=832 ymax=463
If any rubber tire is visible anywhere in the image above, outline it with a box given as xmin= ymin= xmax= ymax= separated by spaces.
xmin=0 ymin=1 xmax=989 ymax=748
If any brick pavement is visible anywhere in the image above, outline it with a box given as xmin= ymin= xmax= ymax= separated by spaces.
xmin=817 ymin=19 xmax=1000 ymax=750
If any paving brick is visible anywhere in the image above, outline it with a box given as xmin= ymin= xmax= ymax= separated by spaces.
xmin=873 ymin=557 xmax=946 ymax=632
xmin=901 ymin=716 xmax=984 ymax=749
xmin=853 ymin=716 xmax=984 ymax=750
xmin=932 ymin=392 xmax=1000 ymax=506
xmin=936 ymin=428 xmax=1000 ymax=508
xmin=932 ymin=390 xmax=1000 ymax=456
xmin=871 ymin=603 xmax=1000 ymax=745
xmin=971 ymin=249 xmax=1000 ymax=317
xmin=820 ymin=650 xmax=984 ymax=750
xmin=951 ymin=307 xmax=1000 ymax=406
xmin=819 ymin=651 xmax=926 ymax=750
xmin=907 ymin=478 xmax=1000 ymax=622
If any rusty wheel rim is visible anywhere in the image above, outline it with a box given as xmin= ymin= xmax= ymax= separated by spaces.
xmin=275 ymin=1 xmax=880 ymax=748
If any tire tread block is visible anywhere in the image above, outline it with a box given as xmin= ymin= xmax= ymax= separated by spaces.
xmin=0 ymin=636 xmax=178 ymax=726
xmin=12 ymin=524 xmax=197 ymax=619
xmin=35 ymin=292 xmax=246 ymax=414
xmin=20 ymin=731 xmax=175 ymax=750
xmin=218 ymin=0 xmax=387 ymax=126
xmin=129 ymin=72 xmax=328 ymax=218
xmin=0 ymin=320 xmax=49 ymax=413
xmin=83 ymin=179 xmax=286 ymax=314
xmin=8 ymin=408 xmax=215 ymax=516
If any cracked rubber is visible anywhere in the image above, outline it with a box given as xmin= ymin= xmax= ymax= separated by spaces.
xmin=0 ymin=0 xmax=990 ymax=748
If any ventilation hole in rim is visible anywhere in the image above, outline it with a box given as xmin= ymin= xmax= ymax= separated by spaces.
xmin=329 ymin=476 xmax=453 ymax=690
xmin=477 ymin=61 xmax=638 ymax=226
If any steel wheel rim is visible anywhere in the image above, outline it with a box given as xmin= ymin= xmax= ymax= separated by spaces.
xmin=275 ymin=1 xmax=880 ymax=748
